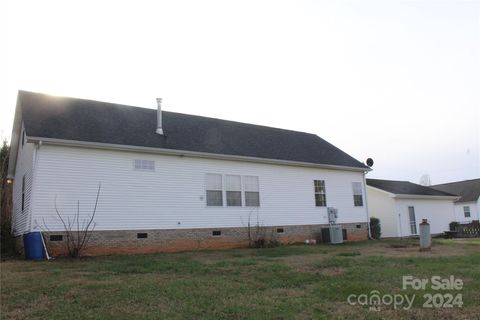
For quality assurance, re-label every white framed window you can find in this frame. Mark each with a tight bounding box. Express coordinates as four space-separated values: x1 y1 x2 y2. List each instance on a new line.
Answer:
206 174 223 206
314 180 326 207
133 159 155 171
352 182 363 207
244 176 260 207
463 206 471 218
226 175 242 206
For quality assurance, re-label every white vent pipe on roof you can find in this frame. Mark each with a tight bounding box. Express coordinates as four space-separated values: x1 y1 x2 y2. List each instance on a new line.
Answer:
156 98 164 135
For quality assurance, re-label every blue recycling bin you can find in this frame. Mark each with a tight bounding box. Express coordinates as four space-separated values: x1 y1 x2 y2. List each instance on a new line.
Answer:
23 232 45 260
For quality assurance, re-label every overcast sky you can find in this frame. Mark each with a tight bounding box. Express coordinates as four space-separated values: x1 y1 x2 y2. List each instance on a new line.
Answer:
0 0 478 184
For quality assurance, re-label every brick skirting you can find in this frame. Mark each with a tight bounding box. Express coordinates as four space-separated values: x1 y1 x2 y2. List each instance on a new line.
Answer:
33 222 368 256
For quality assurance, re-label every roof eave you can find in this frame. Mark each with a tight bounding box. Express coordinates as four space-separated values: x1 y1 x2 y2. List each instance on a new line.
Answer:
393 194 461 200
7 94 24 179
27 136 371 172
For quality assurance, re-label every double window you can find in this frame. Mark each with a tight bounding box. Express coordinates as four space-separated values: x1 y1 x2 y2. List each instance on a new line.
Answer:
463 206 471 218
352 182 364 206
314 180 327 207
206 174 260 207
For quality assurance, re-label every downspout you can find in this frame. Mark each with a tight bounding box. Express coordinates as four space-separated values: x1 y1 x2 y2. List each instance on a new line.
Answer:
362 171 372 239
398 212 403 239
28 140 41 233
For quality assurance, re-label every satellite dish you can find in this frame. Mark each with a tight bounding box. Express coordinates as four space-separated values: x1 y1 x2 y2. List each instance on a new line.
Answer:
366 158 374 167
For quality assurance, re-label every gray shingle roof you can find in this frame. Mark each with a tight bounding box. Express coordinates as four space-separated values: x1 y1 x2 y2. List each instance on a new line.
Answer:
366 179 457 197
431 179 480 203
18 91 368 169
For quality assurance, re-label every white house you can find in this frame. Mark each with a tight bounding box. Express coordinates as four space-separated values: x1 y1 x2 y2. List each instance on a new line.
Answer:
430 179 480 223
366 179 459 238
8 91 371 256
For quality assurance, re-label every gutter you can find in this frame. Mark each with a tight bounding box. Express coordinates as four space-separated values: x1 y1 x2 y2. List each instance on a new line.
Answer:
26 136 371 173
362 172 372 239
393 194 461 201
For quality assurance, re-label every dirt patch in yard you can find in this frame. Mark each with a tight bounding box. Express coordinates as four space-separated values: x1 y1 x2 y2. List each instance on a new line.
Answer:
316 267 347 277
348 239 480 258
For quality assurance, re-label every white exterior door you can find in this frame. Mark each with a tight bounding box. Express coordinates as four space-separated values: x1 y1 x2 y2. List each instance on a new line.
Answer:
408 206 417 235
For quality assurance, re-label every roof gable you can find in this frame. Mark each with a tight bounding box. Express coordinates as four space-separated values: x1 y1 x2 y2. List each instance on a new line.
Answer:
17 91 368 169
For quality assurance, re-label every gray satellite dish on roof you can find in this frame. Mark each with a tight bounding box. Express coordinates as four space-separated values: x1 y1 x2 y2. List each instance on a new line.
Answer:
366 158 374 167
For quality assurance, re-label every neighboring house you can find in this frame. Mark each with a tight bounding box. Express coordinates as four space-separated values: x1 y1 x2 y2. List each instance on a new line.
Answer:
8 91 371 255
366 179 459 238
431 179 480 223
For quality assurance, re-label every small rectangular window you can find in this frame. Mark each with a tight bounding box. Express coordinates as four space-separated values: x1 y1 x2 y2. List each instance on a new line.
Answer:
244 176 260 207
352 182 363 207
314 180 326 207
276 228 284 234
137 233 148 239
212 230 221 236
463 206 471 218
21 175 25 211
206 174 223 206
226 175 242 206
50 235 63 241
133 159 155 171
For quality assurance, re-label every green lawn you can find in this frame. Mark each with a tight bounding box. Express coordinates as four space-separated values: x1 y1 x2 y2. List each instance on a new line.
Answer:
1 239 479 319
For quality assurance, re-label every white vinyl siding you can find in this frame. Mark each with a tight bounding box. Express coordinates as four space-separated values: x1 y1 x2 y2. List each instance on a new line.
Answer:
30 145 369 231
12 123 35 235
206 174 223 206
352 182 363 206
395 199 455 237
365 187 397 237
453 201 478 223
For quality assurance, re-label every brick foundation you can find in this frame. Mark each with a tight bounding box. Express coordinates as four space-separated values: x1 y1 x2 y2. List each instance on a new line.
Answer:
37 222 368 256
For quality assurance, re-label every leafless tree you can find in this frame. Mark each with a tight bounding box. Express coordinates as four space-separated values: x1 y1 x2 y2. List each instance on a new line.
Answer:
41 183 101 257
1 139 15 256
419 174 431 186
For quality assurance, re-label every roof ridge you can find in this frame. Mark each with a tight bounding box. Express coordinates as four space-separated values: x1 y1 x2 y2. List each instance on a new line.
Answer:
18 90 317 136
366 178 411 183
431 178 480 186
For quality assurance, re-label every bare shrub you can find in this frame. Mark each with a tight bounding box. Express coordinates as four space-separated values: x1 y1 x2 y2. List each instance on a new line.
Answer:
246 209 279 248
41 183 101 258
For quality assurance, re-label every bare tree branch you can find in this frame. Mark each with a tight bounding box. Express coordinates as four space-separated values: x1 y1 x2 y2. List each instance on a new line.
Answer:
47 183 101 257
